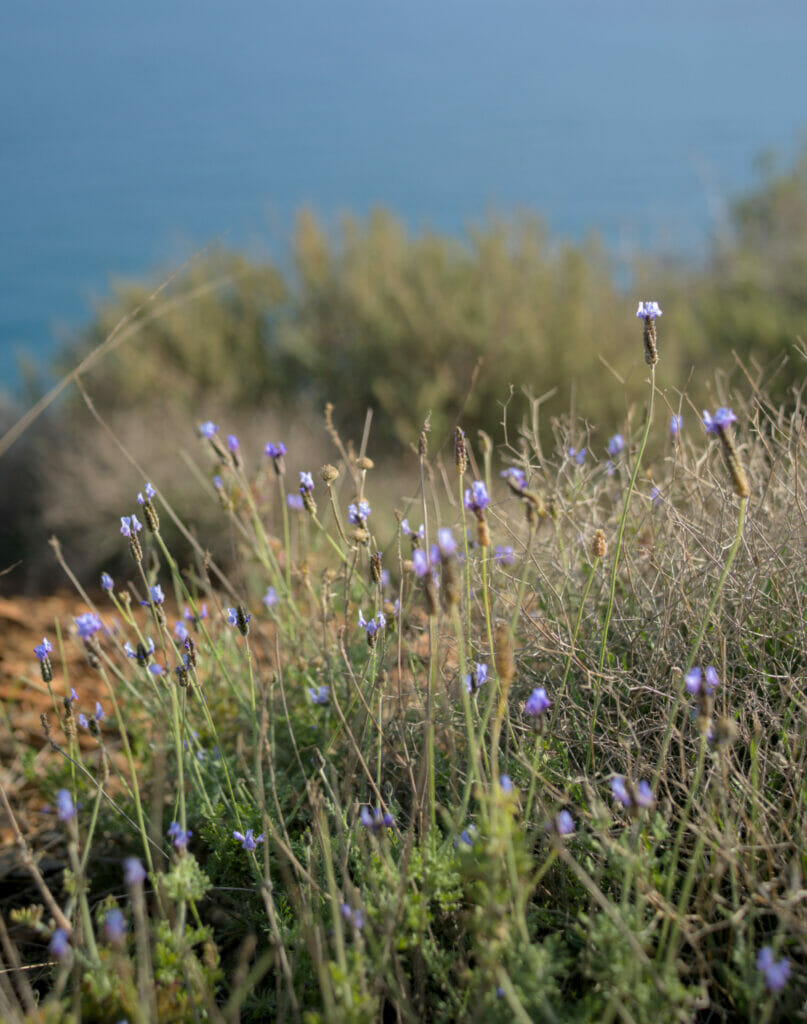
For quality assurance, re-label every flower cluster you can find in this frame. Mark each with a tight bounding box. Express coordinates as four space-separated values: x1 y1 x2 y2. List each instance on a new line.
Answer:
684 666 720 696
168 821 192 850
524 687 550 717
340 903 365 930
227 606 251 636
358 609 386 646
360 806 394 833
464 662 488 695
610 776 654 810
464 480 491 547
756 947 791 993
233 828 265 852
348 500 371 526
308 685 330 705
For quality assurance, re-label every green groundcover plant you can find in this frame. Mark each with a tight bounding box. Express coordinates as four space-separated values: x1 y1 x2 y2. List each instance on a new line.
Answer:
1 303 805 1023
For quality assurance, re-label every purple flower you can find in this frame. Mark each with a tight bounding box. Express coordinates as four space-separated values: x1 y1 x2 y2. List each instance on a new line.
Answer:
610 776 653 809
125 638 155 661
494 545 515 566
568 446 587 466
174 620 189 642
670 414 683 437
49 927 70 960
286 493 304 510
167 822 192 850
120 515 142 538
464 481 490 512
650 485 663 505
401 519 425 539
299 471 314 495
500 467 527 490
70 687 78 702
340 903 365 929
464 662 488 694
227 434 240 453
34 637 53 661
95 701 105 722
756 946 791 993
265 442 286 459
524 687 551 716
137 482 156 505
233 828 265 852
147 585 165 606
103 908 127 944
636 301 662 320
149 663 165 676
607 434 625 456
213 475 223 490
456 824 478 848
360 806 394 832
499 774 514 793
412 548 431 578
685 666 720 696
437 528 457 558
308 685 330 705
199 421 218 438
75 613 103 640
56 789 74 822
227 607 251 632
263 586 279 609
100 572 114 592
124 856 146 886
348 500 371 525
78 713 88 730
702 407 738 434
554 810 575 836
358 609 386 637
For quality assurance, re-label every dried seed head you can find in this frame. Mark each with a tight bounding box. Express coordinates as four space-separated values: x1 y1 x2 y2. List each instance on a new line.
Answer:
441 560 459 610
41 712 51 738
370 551 383 585
642 319 659 366
357 456 374 471
184 636 198 669
476 514 490 548
84 640 101 670
424 579 440 618
714 716 739 748
592 529 607 559
233 605 251 637
494 622 515 685
321 464 340 485
454 427 468 475
718 434 750 498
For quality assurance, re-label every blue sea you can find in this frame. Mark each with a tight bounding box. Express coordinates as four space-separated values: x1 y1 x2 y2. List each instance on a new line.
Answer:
2 0 806 391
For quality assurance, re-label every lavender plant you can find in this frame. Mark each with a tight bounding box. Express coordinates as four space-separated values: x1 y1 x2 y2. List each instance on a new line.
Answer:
0 302 804 1024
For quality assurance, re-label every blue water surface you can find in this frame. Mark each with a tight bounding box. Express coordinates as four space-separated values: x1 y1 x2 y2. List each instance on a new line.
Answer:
1 0 806 390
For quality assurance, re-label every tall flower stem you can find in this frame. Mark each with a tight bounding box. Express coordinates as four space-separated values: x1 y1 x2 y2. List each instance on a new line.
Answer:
653 496 748 781
589 366 655 772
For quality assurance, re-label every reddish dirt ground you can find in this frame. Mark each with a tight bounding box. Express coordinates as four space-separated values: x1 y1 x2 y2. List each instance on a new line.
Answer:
0 593 114 842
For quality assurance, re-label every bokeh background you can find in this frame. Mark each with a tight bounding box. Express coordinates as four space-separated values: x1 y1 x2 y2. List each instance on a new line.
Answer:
2 0 807 588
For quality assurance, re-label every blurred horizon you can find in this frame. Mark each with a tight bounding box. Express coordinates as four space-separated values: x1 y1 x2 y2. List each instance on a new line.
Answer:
2 1 807 391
